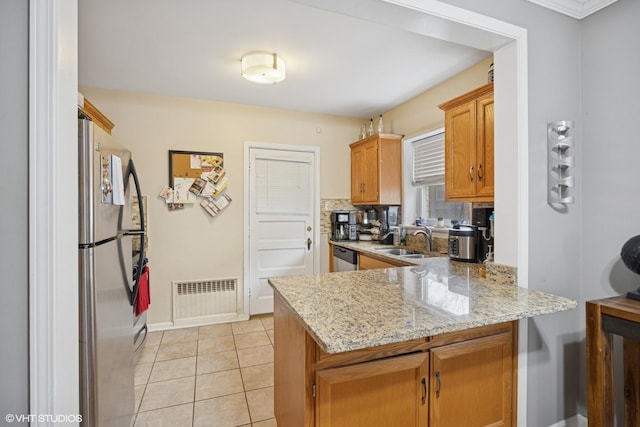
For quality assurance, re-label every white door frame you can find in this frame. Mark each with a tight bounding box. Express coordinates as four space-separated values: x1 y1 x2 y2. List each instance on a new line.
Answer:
42 2 528 425
243 141 321 316
30 0 80 420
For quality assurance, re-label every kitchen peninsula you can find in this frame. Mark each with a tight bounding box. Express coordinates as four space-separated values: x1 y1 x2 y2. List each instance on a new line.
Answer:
268 257 577 427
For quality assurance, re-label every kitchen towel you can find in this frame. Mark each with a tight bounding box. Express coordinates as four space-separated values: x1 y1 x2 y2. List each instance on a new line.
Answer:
135 265 150 316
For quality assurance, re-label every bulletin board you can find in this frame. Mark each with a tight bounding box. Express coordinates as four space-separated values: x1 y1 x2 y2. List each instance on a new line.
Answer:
168 150 224 185
163 150 231 216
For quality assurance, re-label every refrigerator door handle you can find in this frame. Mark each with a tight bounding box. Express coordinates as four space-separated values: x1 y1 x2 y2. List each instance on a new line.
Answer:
134 324 148 353
123 159 146 306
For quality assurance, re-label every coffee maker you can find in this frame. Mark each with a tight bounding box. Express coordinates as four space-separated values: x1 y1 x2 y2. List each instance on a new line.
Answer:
331 210 357 241
471 204 494 263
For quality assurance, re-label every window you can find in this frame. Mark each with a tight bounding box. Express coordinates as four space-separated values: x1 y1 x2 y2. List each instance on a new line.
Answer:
412 131 445 186
411 131 469 225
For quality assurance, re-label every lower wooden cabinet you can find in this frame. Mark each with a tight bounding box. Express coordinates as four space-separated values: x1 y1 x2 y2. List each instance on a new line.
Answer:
430 332 514 427
274 294 517 427
358 254 406 270
316 352 428 427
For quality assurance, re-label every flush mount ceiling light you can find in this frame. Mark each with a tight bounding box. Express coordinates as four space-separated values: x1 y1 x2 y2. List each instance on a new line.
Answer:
241 52 286 84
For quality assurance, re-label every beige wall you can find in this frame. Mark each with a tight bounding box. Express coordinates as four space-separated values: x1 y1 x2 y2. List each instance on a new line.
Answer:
81 87 360 325
386 57 493 226
384 57 493 138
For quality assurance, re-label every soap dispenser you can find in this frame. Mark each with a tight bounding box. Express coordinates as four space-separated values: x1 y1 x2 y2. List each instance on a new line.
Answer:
489 211 495 237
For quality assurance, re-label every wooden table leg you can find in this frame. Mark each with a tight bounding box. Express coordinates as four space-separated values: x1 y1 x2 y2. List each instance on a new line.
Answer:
587 302 615 426
623 337 640 427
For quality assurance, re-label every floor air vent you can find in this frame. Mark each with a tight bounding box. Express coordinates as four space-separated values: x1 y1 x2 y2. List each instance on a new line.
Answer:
172 278 238 327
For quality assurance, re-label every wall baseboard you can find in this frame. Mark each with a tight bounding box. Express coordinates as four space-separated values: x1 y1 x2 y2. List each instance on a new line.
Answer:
548 414 588 427
147 313 251 332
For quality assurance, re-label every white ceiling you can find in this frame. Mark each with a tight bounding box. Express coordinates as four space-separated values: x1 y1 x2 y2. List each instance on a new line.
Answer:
78 0 493 119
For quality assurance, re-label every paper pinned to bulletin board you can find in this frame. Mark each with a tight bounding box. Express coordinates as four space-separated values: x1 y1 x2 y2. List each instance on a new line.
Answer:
168 151 223 203
161 150 232 216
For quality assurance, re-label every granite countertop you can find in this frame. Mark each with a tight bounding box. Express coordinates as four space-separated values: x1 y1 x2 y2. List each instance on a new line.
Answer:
332 239 518 284
268 257 577 354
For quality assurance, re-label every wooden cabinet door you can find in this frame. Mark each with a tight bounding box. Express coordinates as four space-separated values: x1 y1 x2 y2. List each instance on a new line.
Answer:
350 138 379 203
360 139 379 203
429 332 513 427
316 352 428 427
475 93 494 199
350 144 365 203
444 100 477 200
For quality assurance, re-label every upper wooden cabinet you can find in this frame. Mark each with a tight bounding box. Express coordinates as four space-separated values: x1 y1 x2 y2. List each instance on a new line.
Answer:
350 133 403 205
439 83 494 202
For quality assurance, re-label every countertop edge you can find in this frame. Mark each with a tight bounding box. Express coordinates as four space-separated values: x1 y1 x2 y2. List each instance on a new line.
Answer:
270 274 578 354
317 300 578 354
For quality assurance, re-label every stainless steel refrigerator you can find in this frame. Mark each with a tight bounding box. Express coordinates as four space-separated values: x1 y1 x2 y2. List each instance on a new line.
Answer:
78 113 147 426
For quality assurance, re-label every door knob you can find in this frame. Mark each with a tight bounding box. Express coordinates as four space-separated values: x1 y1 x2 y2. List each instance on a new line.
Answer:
307 238 312 250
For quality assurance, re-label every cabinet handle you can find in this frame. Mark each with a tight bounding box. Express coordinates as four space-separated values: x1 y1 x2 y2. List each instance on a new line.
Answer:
478 163 483 181
469 166 474 182
421 377 427 405
435 371 441 398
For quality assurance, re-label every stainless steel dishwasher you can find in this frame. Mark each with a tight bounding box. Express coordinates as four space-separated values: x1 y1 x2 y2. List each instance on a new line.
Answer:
332 246 358 271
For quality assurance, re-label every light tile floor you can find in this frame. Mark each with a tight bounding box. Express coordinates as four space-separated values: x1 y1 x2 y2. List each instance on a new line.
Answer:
133 316 277 427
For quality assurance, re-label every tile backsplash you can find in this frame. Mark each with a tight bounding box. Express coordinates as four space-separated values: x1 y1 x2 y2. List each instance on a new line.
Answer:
319 200 404 234
320 199 356 234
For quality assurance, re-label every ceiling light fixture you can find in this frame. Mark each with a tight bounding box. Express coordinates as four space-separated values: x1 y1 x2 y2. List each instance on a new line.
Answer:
241 52 286 84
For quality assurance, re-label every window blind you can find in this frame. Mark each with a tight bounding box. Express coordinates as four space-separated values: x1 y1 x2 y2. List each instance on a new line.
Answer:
412 132 445 185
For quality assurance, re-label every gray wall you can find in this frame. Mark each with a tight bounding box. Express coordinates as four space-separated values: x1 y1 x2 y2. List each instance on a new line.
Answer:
0 0 30 417
580 0 640 419
442 0 640 424
440 0 584 425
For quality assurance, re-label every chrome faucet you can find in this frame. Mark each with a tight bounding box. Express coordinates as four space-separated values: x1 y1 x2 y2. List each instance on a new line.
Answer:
411 226 432 252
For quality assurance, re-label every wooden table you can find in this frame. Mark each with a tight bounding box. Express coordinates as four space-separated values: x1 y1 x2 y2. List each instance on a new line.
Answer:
586 296 640 426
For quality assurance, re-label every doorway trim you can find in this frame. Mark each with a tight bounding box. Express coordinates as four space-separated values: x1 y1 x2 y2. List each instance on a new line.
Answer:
30 0 79 419
41 0 528 423
243 141 321 316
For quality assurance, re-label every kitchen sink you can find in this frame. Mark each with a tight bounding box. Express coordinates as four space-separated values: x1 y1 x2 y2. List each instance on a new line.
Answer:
398 253 430 259
374 248 421 255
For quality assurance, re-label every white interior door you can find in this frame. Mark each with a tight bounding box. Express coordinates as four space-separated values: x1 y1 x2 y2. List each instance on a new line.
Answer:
247 146 318 314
